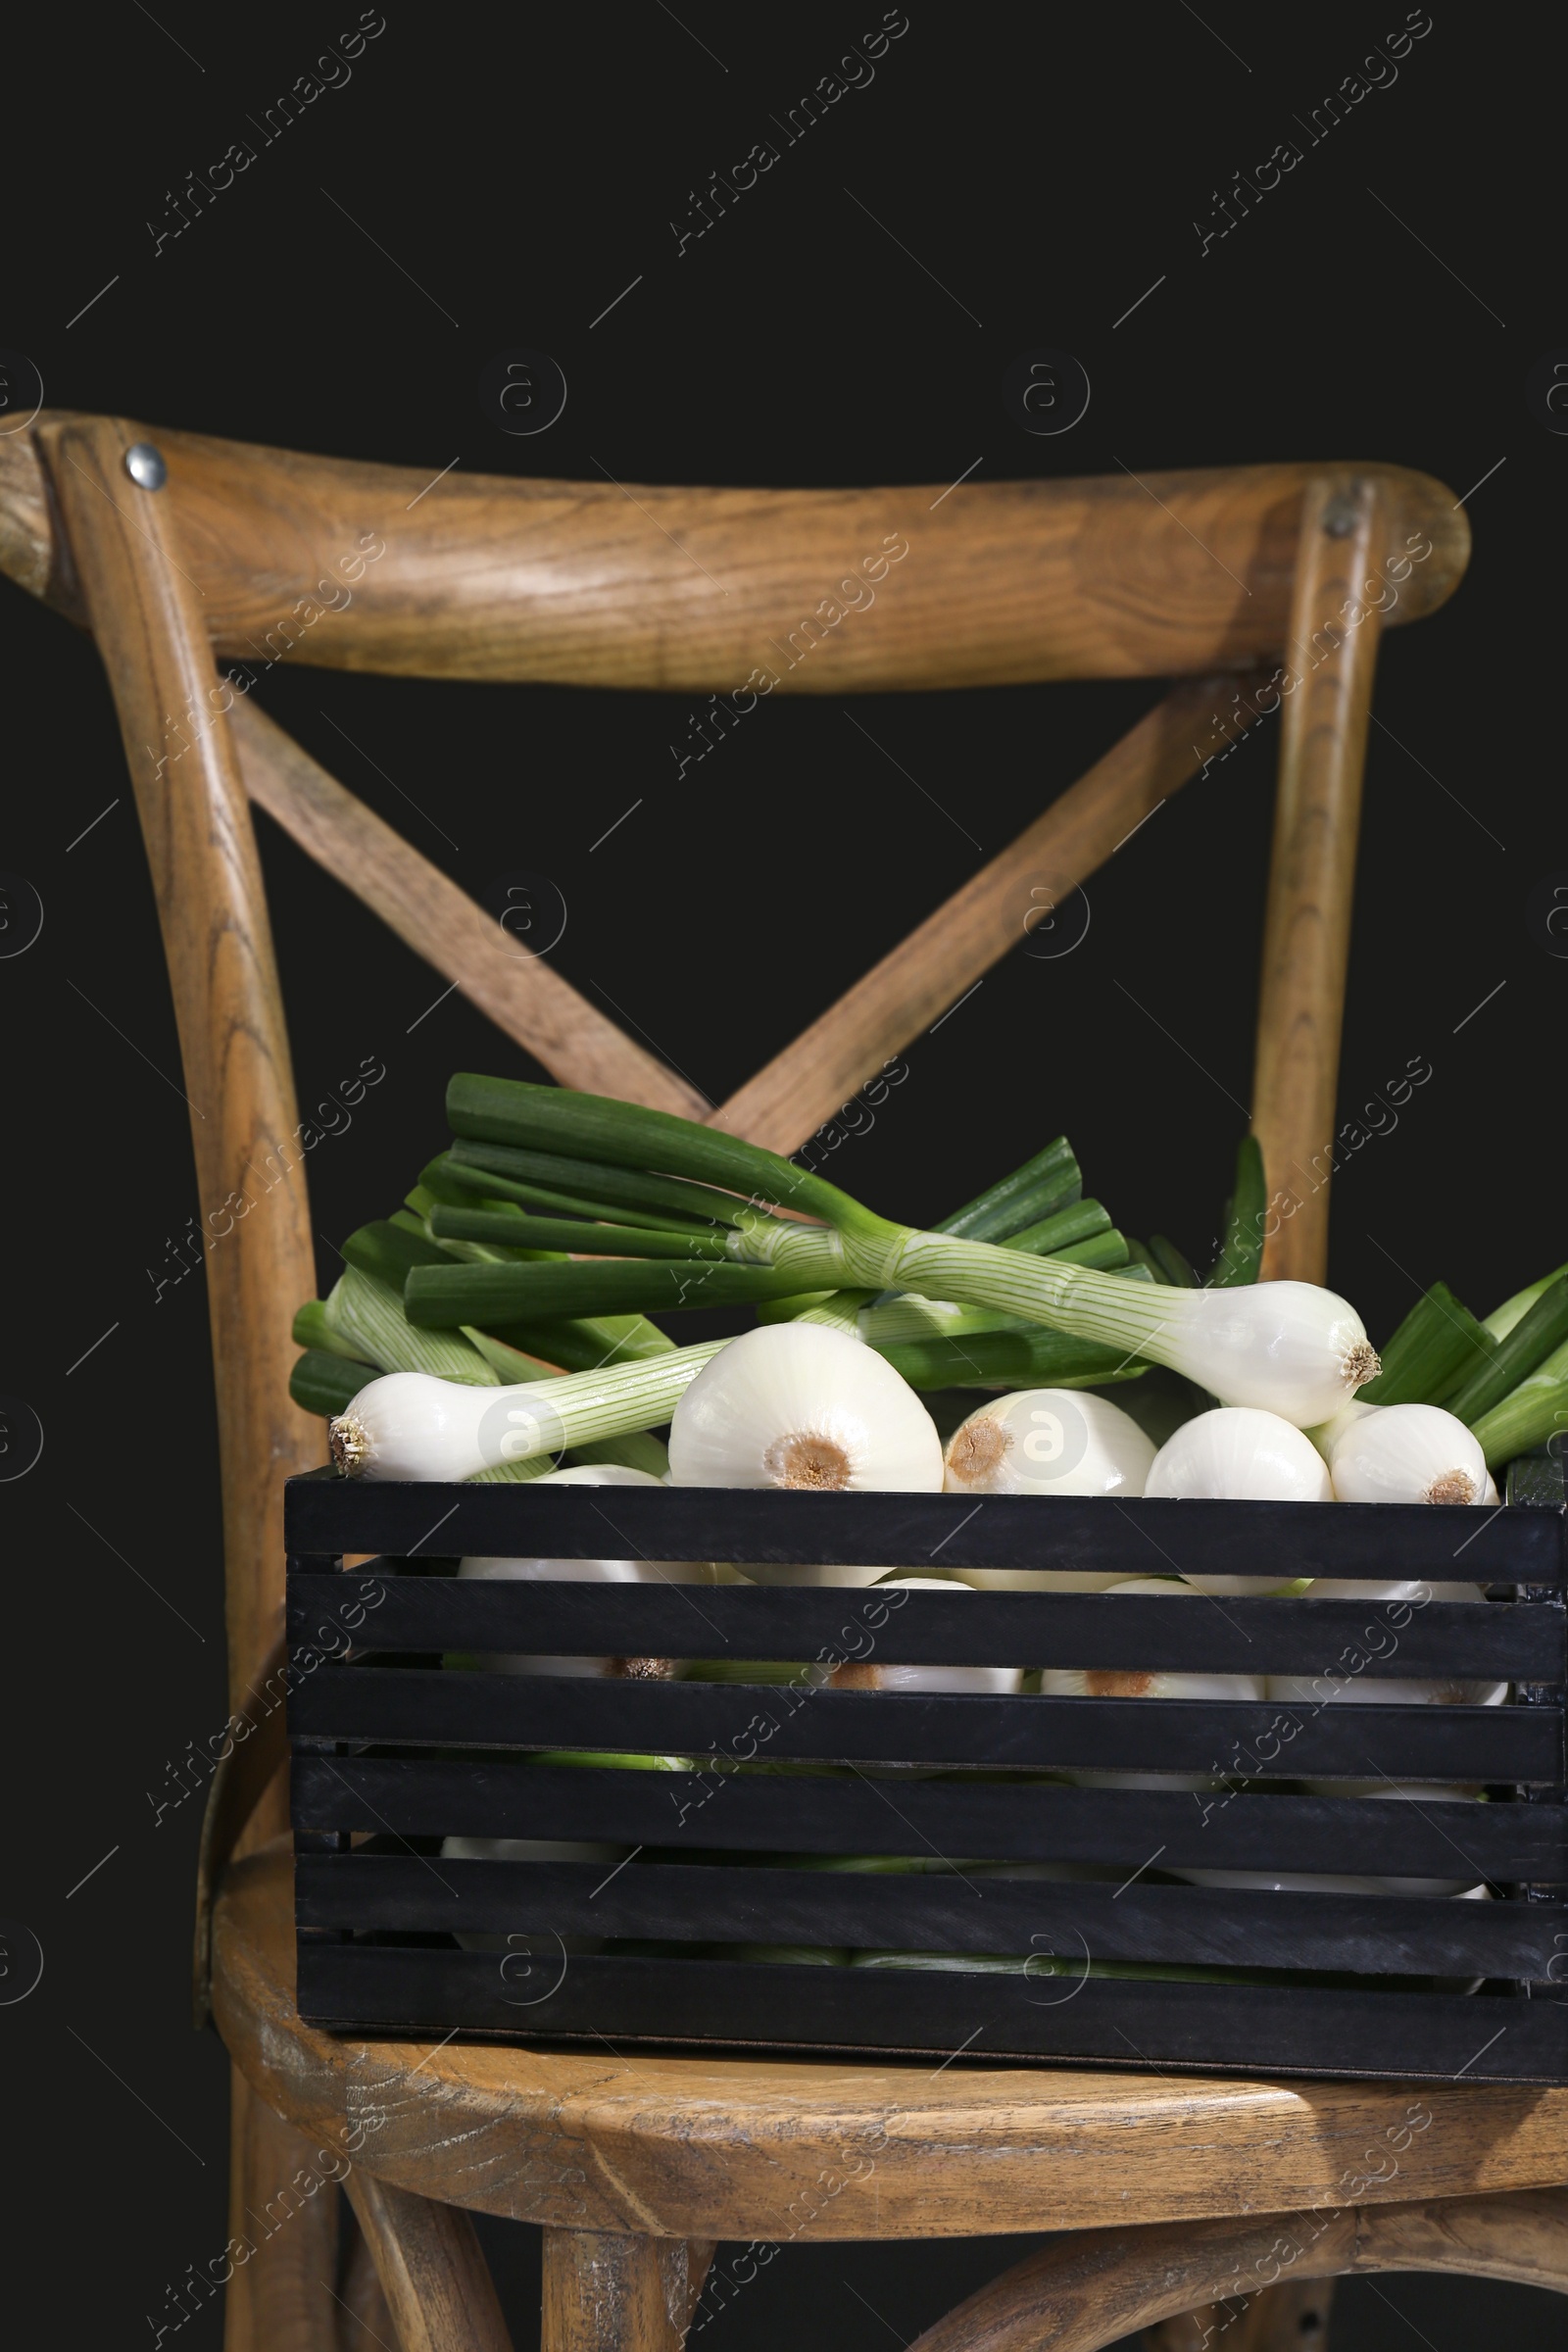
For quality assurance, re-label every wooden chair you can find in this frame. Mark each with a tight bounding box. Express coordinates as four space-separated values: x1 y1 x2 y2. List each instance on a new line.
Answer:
4 413 1564 2352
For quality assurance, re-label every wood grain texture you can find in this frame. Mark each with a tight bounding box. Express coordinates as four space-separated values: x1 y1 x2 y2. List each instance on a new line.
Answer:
1352 2183 1568 2289
1143 2277 1334 2351
906 2187 1568 2352
195 1629 289 2030
2 417 1467 690
344 2169 514 2352
0 414 61 606
45 414 320 1707
711 674 1271 1154
910 2210 1359 2352
542 2230 713 2352
229 695 708 1116
214 1841 1568 2244
1252 475 1390 1283
223 2069 340 2352
337 2219 400 2352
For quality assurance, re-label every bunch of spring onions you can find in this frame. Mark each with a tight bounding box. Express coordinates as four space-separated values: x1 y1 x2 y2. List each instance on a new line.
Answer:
291 1096 1207 1476
304 1082 1395 1484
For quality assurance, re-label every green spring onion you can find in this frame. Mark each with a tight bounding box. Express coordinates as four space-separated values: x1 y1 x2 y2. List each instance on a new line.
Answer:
290 1348 375 1418
872 1326 1148 1392
428 1203 732 1260
479 1314 676 1371
1148 1234 1199 1288
1483 1262 1568 1343
1469 1336 1568 1469
439 1076 1379 1426
932 1138 1081 1242
1205 1135 1266 1287
292 1298 373 1364
1356 1282 1494 1407
1447 1275 1568 1428
446 1137 769 1229
408 1256 813 1325
324 1266 499 1386
429 1152 721 1237
996 1199 1110 1256
342 1219 454 1287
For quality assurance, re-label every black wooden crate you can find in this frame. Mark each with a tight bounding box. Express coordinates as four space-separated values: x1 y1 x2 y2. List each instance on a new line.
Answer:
285 1472 1568 2083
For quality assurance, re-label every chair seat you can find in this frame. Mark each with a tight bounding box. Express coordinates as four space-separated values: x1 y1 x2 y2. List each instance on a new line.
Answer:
215 1838 1568 2241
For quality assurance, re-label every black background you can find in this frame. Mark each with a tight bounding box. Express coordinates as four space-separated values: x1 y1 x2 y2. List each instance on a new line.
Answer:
2 5 1563 2346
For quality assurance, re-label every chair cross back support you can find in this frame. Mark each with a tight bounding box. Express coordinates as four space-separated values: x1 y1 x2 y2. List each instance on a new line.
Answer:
11 414 1547 2352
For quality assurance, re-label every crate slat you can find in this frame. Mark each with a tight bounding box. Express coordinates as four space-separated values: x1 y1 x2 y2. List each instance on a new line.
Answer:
291 1756 1568 1878
293 1945 1568 2083
283 1478 1566 1584
286 1574 1565 1679
291 1665 1563 1780
295 1853 1563 1978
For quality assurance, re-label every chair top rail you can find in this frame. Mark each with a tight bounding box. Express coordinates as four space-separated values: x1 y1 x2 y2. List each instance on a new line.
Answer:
2 417 1467 690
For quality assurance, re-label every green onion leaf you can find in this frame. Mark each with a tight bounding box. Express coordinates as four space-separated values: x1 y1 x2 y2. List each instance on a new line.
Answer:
1148 1234 1199 1288
1205 1135 1266 1287
292 1298 374 1363
870 1326 1149 1391
999 1199 1110 1257
1448 1276 1568 1428
932 1139 1081 1243
1483 1261 1568 1343
406 1256 812 1327
446 1074 893 1237
341 1218 453 1288
289 1348 375 1418
1469 1337 1568 1470
325 1266 499 1384
1357 1282 1493 1406
429 1152 721 1235
429 1203 731 1260
447 1140 774 1231
481 1314 676 1372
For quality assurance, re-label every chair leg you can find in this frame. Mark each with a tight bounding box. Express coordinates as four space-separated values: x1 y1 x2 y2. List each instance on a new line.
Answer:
343 2168 514 2352
541 2230 714 2352
1143 2276 1336 2350
222 2067 340 2352
338 2197 400 2350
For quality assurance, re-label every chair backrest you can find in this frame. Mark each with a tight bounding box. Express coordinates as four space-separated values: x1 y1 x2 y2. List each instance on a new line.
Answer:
0 414 1468 1708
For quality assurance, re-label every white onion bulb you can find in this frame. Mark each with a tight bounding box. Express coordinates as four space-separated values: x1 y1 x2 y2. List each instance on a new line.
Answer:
1144 1406 1330 1592
943 1390 1156 1497
1305 1397 1379 1462
1327 1402 1491 1506
833 1574 1022 1693
331 1369 505 1482
1040 1577 1265 1790
667 1323 943 1491
945 1389 1155 1592
1147 1407 1333 1502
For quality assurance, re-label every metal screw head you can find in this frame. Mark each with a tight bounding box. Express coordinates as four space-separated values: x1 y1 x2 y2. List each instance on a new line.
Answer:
123 441 168 491
1320 489 1362 538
